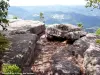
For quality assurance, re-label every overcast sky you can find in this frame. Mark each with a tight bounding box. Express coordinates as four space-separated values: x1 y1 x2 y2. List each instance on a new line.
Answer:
9 0 87 6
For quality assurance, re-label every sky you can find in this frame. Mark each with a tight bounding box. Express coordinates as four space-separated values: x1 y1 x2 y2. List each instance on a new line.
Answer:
9 0 87 6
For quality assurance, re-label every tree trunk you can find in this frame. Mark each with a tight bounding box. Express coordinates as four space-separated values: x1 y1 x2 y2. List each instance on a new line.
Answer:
0 60 3 74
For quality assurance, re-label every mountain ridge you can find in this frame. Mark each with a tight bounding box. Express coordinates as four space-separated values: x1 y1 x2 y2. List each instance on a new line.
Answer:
8 6 100 28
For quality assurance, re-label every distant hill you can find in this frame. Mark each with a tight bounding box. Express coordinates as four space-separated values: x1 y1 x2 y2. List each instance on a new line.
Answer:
8 6 31 19
8 5 100 28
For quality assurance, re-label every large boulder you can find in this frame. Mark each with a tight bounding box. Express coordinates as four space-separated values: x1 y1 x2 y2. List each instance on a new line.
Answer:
51 33 100 75
84 44 100 75
72 33 100 75
2 32 38 67
52 46 81 75
46 24 87 41
82 34 100 75
52 60 81 75
73 33 100 57
7 20 45 35
0 20 45 73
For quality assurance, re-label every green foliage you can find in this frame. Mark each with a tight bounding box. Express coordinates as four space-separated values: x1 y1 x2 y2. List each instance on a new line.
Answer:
40 12 43 18
96 39 100 44
0 0 9 30
77 23 83 28
0 33 9 52
40 12 45 23
95 28 100 35
85 0 100 9
2 64 21 75
13 16 18 19
0 0 10 53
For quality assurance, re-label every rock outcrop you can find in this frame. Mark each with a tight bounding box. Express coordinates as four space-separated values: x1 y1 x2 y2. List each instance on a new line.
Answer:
1 20 45 73
1 21 100 75
7 20 45 35
52 46 81 75
82 34 100 75
3 32 38 67
46 23 100 75
51 33 100 75
65 33 100 75
46 24 87 41
73 33 100 57
84 44 100 75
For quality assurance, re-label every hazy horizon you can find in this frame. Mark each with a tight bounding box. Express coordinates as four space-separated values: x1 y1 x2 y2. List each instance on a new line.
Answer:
9 0 86 6
9 5 86 7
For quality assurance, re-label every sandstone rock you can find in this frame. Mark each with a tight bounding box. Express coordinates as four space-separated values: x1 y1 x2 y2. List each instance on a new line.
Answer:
71 33 100 57
62 33 100 75
72 33 100 75
52 60 81 75
55 24 81 31
51 33 100 75
7 20 45 35
65 31 87 40
46 24 87 41
52 45 76 62
0 20 45 73
51 46 81 75
2 32 38 67
84 44 100 75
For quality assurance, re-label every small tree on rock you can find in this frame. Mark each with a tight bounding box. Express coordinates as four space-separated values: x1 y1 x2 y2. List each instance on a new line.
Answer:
13 16 18 19
40 12 45 23
95 28 100 35
77 23 83 28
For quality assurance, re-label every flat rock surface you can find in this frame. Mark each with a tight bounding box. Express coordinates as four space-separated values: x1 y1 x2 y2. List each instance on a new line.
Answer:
0 20 45 35
8 20 44 30
31 35 83 75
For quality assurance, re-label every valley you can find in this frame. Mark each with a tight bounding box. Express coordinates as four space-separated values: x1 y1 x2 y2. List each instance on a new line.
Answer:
8 5 100 28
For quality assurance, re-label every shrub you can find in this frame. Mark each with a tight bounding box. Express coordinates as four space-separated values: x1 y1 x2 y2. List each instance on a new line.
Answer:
13 16 18 19
0 33 10 52
96 39 100 44
77 23 83 28
95 28 100 35
40 12 45 23
2 64 21 75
